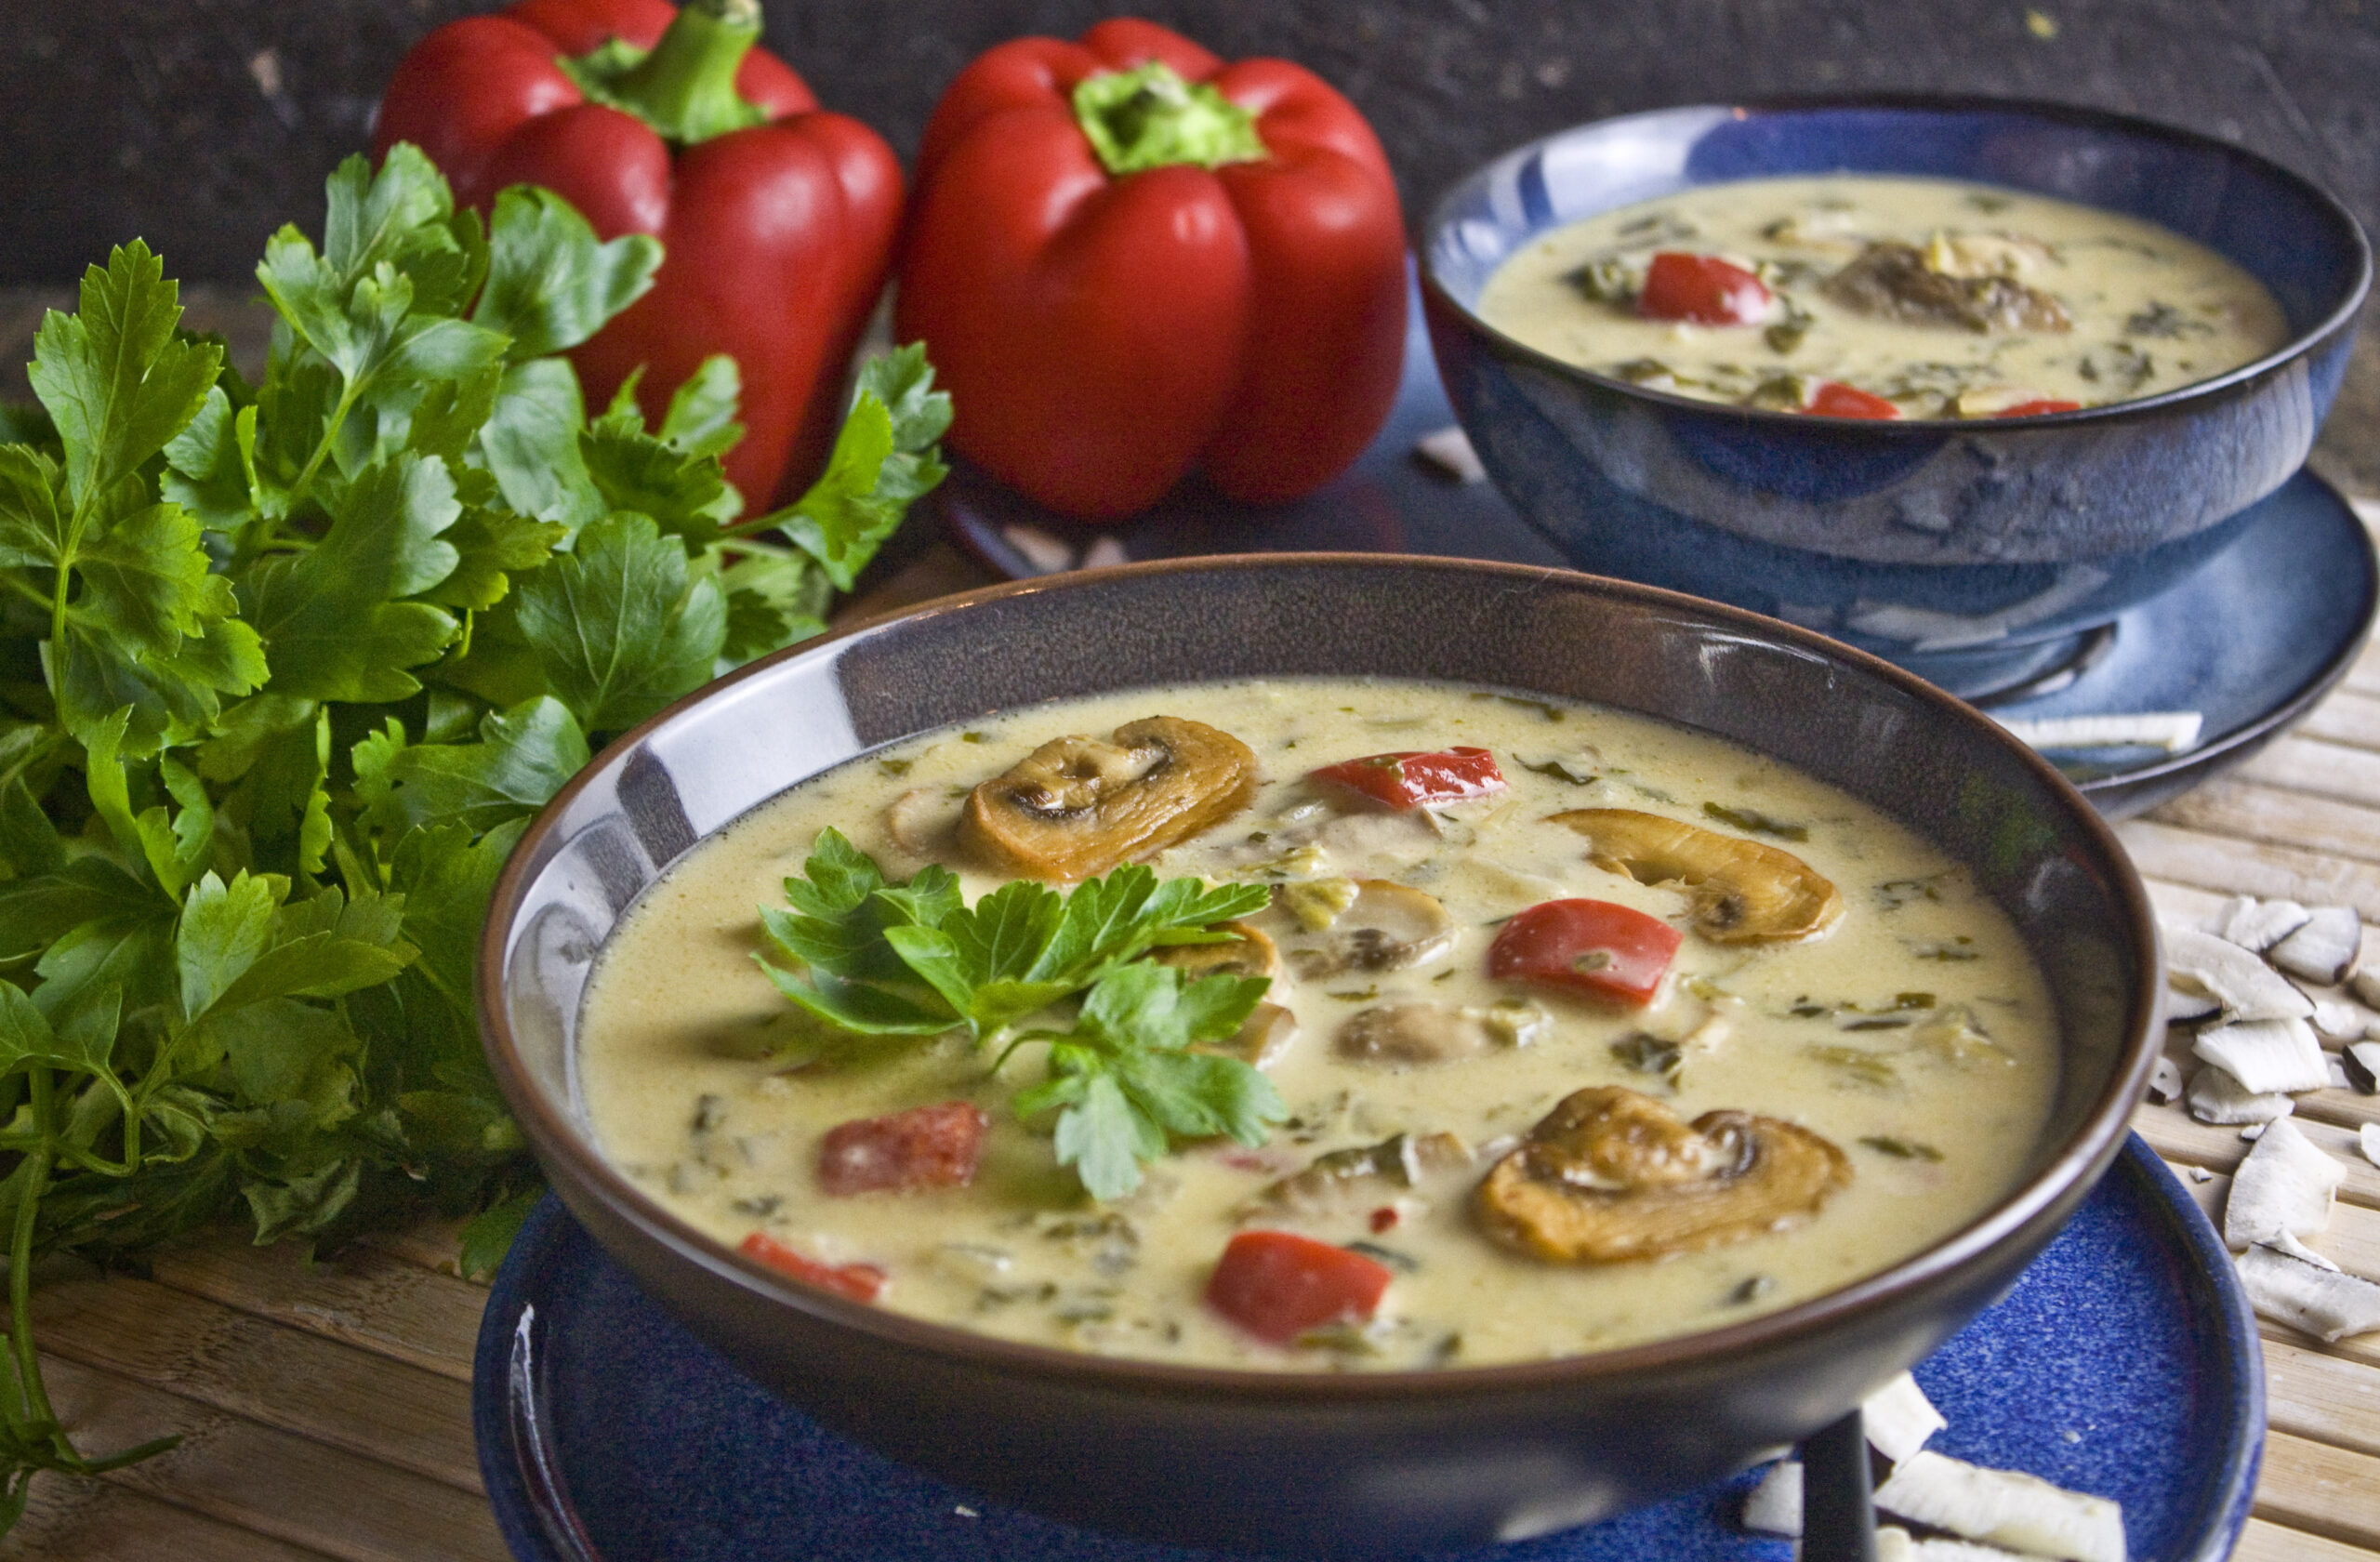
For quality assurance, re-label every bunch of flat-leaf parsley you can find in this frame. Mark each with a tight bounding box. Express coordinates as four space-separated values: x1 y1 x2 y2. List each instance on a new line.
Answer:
0 145 947 1527
756 829 1287 1199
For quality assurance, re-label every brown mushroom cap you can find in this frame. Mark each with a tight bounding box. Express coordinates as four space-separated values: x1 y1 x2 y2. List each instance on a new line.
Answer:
1549 808 1843 944
1254 1131 1474 1217
959 716 1259 880
1475 1086 1852 1263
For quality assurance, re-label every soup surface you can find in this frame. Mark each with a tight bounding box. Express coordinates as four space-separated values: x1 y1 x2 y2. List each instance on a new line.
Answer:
578 681 2060 1370
1476 174 2288 417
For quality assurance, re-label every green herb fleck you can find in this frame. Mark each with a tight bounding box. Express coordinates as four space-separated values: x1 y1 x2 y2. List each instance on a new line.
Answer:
1859 1135 1945 1161
1702 801 1809 841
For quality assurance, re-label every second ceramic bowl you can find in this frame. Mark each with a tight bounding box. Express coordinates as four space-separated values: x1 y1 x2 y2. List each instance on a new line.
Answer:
1422 97 2370 697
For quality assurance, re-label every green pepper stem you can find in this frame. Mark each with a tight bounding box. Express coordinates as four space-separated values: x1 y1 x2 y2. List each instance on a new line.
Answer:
1072 62 1267 178
593 0 766 144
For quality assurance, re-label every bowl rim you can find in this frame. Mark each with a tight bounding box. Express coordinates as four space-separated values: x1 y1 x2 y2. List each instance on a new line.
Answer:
1419 90 2374 430
477 550 2163 1402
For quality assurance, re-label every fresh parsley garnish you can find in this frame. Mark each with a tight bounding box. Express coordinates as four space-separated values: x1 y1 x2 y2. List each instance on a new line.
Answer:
755 830 1283 1198
0 144 947 1527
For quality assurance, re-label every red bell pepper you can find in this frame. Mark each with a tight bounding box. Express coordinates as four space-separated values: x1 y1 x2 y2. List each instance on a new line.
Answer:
1487 898 1682 1006
738 1231 886 1302
1308 747 1508 811
1206 1230 1394 1344
1992 398 2082 417
374 0 902 509
1802 380 1902 420
894 19 1408 520
1637 252 1772 325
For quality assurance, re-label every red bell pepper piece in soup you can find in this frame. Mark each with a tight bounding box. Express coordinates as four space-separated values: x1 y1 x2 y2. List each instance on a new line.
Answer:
1487 898 1682 1006
739 1232 886 1302
894 19 1408 519
1309 747 1508 811
374 0 903 509
1207 1230 1395 1344
1636 252 1772 325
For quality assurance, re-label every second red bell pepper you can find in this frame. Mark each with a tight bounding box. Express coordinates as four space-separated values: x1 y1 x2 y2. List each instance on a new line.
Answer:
374 0 902 509
894 19 1409 520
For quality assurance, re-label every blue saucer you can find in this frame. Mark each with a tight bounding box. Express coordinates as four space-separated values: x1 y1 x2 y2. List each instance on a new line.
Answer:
933 276 2376 821
475 1136 2260 1562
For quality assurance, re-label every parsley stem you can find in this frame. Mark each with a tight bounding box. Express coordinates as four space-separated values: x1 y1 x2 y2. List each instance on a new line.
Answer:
284 379 364 520
7 1068 57 1434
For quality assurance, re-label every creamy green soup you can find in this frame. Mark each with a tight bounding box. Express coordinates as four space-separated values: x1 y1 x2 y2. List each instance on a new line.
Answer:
1477 174 2288 417
576 680 2060 1370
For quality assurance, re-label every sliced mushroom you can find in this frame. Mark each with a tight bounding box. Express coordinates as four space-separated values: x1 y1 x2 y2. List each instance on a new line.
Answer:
958 715 1258 880
1287 880 1457 977
1153 920 1281 983
1251 1131 1474 1217
1337 1003 1497 1065
1821 241 2071 334
1474 1086 1852 1263
881 787 960 874
1549 808 1842 944
1196 1000 1299 1069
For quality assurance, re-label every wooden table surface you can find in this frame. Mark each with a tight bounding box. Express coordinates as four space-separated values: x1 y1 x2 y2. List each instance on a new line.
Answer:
0 530 2368 1562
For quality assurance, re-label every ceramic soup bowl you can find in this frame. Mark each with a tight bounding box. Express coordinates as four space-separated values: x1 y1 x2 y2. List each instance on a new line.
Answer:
479 555 2161 1557
1422 97 2369 698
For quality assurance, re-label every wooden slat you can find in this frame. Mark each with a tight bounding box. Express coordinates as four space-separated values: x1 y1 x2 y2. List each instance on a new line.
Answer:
2298 687 2380 750
145 1233 483 1383
2253 1428 2380 1552
2235 734 2380 808
2116 818 2380 917
28 1270 482 1491
9 1475 340 1562
2232 1516 2380 1562
2265 1335 2380 1457
36 1355 509 1562
2148 778 2380 867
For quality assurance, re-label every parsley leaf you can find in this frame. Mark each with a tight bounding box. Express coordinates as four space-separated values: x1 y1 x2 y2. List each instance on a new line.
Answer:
511 511 728 734
1010 961 1281 1199
756 346 951 590
471 186 662 362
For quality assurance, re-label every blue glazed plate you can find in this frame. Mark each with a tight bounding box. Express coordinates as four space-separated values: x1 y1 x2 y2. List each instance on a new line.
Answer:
932 276 2377 821
476 1135 2259 1562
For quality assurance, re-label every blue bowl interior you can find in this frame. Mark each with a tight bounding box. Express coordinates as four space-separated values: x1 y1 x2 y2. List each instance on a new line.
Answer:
1428 101 2364 344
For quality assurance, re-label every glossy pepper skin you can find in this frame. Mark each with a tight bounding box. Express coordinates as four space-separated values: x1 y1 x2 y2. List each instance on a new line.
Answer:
895 19 1408 520
374 0 902 509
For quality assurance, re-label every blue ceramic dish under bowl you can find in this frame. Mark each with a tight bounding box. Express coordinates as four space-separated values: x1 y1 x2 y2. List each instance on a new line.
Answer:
478 555 2162 1559
1422 97 2371 698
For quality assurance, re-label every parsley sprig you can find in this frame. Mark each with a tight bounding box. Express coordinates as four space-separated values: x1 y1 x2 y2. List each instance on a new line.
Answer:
756 830 1285 1198
0 145 946 1527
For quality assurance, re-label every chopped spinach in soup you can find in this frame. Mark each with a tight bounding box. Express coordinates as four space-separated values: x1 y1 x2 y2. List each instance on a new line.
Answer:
1475 175 2289 418
576 681 2059 1370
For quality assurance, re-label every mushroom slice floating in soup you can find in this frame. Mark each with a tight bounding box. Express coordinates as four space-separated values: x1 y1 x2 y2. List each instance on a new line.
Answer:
1475 1086 1853 1264
1820 240 2072 335
1253 1131 1474 1218
1551 808 1843 944
1284 880 1458 977
959 715 1259 880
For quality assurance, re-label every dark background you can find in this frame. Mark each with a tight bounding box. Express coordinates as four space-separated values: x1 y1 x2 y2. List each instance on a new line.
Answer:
6 0 2380 285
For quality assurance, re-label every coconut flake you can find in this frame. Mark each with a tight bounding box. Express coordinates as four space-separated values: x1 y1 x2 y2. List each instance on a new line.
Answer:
2162 925 2315 1021
2345 1040 2380 1094
1413 426 1487 483
2310 999 2367 1043
1000 524 1074 575
2268 1231 2342 1272
2272 905 2362 986
2352 967 2380 1011
2186 1065 2294 1125
2236 1242 2380 1342
2162 985 2222 1026
1740 1458 1801 1534
2240 1123 2268 1141
1078 536 1130 570
2219 897 2311 952
2191 1018 2328 1095
2145 1055 2184 1105
2223 1117 2345 1250
1863 1371 1948 1463
2360 1122 2380 1170
1907 1539 2036 1561
1871 1450 2125 1562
